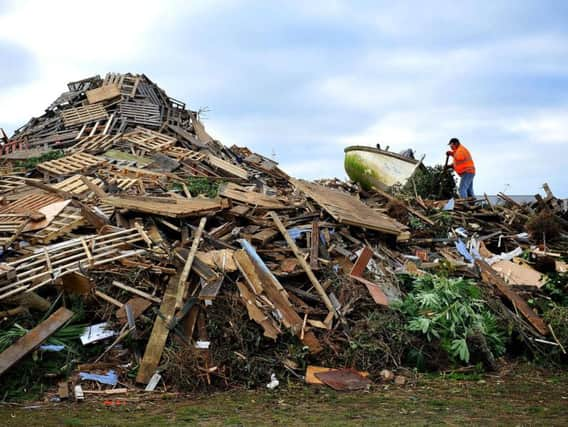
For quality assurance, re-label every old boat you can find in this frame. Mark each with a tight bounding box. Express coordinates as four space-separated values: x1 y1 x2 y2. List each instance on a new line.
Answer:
344 145 423 190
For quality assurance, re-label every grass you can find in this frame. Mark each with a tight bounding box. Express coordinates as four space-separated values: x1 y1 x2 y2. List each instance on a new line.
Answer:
1 364 567 426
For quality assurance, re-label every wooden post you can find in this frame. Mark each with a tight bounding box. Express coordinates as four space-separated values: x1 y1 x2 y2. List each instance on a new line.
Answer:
175 217 207 309
269 211 335 315
136 273 179 384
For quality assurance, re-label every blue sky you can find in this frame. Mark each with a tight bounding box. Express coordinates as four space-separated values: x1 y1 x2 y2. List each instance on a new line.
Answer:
1 0 566 196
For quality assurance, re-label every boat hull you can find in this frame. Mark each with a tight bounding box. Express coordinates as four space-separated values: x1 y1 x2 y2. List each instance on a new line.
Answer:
344 146 420 190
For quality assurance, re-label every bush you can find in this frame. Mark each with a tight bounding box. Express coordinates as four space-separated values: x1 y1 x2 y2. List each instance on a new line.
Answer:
395 275 506 365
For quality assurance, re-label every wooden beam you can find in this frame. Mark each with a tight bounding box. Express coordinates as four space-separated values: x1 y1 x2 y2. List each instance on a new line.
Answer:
175 217 206 309
0 307 73 376
136 273 179 384
476 259 548 336
269 211 335 315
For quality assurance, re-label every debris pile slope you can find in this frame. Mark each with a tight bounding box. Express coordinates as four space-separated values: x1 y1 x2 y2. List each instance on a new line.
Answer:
0 73 566 400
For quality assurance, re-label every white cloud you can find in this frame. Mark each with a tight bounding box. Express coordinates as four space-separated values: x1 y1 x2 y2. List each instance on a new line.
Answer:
0 0 566 196
508 111 568 144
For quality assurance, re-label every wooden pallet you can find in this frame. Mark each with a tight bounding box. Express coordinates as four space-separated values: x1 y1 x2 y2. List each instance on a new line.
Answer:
122 127 176 152
119 100 162 127
103 73 141 97
31 205 86 245
37 153 106 177
70 134 123 154
0 215 29 248
0 227 148 300
60 104 109 127
164 146 206 162
99 166 169 191
0 193 63 214
51 175 104 196
0 176 34 195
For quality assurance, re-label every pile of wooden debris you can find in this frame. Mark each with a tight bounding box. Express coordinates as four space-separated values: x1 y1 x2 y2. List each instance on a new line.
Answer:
0 73 566 400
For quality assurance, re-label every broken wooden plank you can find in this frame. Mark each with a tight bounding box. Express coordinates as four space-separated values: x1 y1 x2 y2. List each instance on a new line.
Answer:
291 179 407 236
206 154 248 179
102 195 228 218
235 240 322 353
269 211 335 316
476 259 548 335
0 307 73 376
219 182 287 209
176 217 206 309
136 273 179 384
349 246 389 305
235 280 280 339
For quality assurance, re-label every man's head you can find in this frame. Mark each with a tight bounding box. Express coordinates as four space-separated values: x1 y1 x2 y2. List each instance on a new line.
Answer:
448 137 460 150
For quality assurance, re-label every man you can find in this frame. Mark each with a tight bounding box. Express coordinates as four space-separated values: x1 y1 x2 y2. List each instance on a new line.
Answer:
446 138 475 199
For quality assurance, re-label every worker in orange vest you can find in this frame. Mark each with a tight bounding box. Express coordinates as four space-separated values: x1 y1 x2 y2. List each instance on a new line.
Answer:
446 138 475 199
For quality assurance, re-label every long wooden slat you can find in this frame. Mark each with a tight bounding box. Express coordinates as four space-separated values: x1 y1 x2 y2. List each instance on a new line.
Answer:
175 217 206 309
0 307 74 376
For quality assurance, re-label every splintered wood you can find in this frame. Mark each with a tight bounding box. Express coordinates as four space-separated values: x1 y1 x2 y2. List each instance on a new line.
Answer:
291 179 407 236
234 241 322 353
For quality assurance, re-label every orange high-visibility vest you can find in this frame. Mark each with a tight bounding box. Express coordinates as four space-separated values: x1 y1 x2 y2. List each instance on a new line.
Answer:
451 144 475 175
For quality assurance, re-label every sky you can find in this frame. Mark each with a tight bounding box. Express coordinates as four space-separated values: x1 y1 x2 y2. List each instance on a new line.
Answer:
0 0 567 196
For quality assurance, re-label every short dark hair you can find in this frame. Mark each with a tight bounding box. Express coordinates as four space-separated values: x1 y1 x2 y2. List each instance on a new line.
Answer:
449 138 460 145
